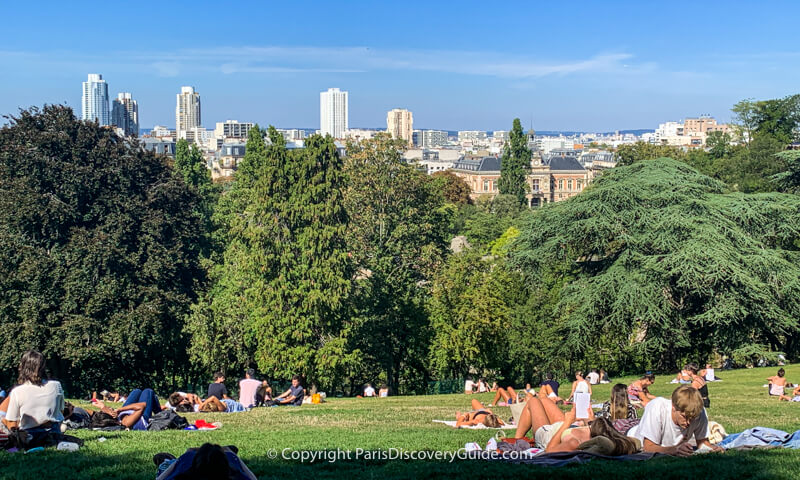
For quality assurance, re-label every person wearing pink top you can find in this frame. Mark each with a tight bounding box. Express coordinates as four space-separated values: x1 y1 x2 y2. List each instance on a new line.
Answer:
238 369 261 409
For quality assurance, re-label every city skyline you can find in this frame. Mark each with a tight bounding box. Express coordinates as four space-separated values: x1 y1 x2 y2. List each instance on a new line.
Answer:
3 1 800 131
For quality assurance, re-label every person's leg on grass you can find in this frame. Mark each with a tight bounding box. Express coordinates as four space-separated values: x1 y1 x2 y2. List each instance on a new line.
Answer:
491 389 503 406
507 387 518 404
470 399 484 411
539 393 565 424
141 388 161 419
123 389 143 407
514 396 551 438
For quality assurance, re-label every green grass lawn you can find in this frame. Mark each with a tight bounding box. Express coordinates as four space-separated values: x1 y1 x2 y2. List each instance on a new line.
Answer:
3 366 800 479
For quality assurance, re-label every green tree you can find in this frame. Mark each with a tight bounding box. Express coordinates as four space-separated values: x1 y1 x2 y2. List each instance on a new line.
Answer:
706 131 733 159
775 150 800 194
428 249 525 378
753 94 800 144
344 134 450 393
511 158 800 370
0 105 205 392
187 127 353 387
615 142 686 166
498 118 531 205
431 170 472 205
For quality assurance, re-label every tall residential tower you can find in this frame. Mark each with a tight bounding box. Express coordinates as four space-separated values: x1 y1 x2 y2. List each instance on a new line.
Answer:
176 86 201 138
320 88 348 138
111 93 139 137
81 74 110 126
386 108 414 146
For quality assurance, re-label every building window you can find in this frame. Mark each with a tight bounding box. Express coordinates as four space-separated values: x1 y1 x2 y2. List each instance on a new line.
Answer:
568 179 573 190
577 180 582 190
532 179 539 192
483 180 490 192
558 179 564 190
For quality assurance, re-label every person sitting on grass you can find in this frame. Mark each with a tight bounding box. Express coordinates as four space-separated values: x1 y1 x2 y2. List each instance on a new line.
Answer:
0 350 64 442
524 383 535 394
454 399 505 428
274 375 305 406
477 378 489 393
488 385 518 406
597 384 638 421
378 384 390 397
627 385 723 456
586 369 600 385
767 368 791 400
674 368 692 384
490 381 499 392
238 369 261 409
464 377 476 394
207 372 229 401
685 362 710 407
154 443 257 480
627 373 656 406
599 368 610 384
363 383 376 397
791 384 800 402
567 371 592 402
255 380 273 407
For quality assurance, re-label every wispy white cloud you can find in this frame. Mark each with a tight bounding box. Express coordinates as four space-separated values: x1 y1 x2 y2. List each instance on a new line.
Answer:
0 46 646 80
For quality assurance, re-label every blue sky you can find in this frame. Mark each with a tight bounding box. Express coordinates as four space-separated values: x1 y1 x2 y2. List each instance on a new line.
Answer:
2 1 799 131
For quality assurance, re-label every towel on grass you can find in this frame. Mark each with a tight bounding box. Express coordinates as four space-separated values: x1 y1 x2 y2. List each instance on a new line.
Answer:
433 420 514 429
490 450 661 466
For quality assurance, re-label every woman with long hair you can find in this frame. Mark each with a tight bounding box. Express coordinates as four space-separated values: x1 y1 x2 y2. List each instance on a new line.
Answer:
0 350 64 437
454 399 505 428
627 373 656 406
597 384 638 421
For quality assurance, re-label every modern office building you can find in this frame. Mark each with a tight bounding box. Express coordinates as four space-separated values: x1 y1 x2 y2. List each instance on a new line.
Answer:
111 92 139 137
82 74 110 126
386 108 414 146
320 88 348 138
420 130 449 148
176 86 201 138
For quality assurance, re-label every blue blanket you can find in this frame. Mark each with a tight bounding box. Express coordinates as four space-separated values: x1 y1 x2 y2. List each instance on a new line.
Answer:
719 427 800 449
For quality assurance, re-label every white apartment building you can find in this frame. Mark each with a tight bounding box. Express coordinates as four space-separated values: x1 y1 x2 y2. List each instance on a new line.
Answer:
320 88 349 138
277 129 306 141
419 130 449 148
82 74 110 126
457 130 488 144
214 120 254 140
344 129 377 141
493 130 509 142
536 136 568 154
386 108 414 146
150 125 174 139
176 86 201 138
655 121 684 139
111 92 138 137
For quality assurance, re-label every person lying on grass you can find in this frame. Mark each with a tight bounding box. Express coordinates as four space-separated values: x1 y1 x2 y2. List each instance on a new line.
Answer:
767 368 792 401
541 406 641 455
166 392 204 413
198 396 246 413
627 385 723 456
539 373 563 403
455 399 505 428
91 399 149 429
513 392 596 451
488 386 518 406
627 373 656 406
567 371 592 402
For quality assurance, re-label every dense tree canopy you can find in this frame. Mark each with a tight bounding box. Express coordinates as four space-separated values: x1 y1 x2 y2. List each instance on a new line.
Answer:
512 158 800 371
0 106 205 392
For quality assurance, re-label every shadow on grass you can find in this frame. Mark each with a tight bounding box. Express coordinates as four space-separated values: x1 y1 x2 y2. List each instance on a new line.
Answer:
2 445 800 479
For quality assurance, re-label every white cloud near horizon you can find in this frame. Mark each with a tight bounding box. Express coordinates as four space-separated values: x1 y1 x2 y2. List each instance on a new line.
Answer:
0 46 644 80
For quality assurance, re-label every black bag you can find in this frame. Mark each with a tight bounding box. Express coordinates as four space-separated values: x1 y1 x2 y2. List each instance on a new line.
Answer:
89 411 121 429
148 409 189 431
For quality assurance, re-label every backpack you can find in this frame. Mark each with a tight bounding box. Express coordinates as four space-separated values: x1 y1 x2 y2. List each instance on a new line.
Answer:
148 409 189 431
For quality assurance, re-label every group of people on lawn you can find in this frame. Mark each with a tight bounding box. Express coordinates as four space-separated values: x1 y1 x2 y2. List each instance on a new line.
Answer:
454 364 745 457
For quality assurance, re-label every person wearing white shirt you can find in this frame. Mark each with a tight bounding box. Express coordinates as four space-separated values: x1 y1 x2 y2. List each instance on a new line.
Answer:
0 350 64 434
627 385 722 456
363 383 376 397
464 378 476 394
586 369 600 385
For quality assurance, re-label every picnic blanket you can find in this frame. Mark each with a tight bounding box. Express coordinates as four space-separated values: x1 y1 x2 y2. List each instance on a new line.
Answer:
490 449 661 466
433 420 515 429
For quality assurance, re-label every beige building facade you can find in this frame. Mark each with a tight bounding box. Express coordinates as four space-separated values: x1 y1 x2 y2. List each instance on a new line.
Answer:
386 108 414 146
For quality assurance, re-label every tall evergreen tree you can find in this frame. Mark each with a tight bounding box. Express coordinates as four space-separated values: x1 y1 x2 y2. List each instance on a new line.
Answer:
174 138 219 258
498 118 531 206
